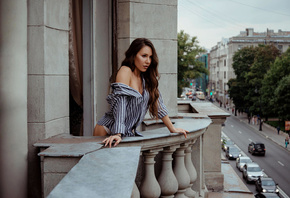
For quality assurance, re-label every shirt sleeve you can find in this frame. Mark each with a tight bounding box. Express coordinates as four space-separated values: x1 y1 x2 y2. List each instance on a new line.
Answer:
157 91 169 119
111 95 128 136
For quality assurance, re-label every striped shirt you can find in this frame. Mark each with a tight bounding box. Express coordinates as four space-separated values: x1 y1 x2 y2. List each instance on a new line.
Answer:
97 77 168 137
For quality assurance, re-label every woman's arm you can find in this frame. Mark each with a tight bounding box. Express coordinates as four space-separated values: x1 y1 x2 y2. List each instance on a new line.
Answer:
161 115 188 138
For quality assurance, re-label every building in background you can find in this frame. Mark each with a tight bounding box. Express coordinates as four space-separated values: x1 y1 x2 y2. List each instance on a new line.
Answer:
196 53 209 95
209 28 290 107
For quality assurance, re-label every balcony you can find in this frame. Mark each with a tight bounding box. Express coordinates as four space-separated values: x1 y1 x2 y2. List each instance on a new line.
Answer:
34 101 230 198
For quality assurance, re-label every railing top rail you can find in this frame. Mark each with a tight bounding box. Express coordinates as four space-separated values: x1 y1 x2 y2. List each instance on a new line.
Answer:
35 118 211 157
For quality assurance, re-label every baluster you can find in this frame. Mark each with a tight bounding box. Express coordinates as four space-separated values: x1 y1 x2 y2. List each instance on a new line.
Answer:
140 150 161 198
158 146 179 198
185 140 198 198
173 143 190 198
131 182 140 198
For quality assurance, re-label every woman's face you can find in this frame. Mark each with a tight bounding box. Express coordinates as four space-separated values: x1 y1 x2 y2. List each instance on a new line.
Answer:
134 45 152 73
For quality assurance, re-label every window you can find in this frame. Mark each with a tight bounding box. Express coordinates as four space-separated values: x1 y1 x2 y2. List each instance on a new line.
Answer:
224 59 226 66
278 45 283 51
217 61 219 67
224 71 226 79
217 71 219 79
238 45 243 50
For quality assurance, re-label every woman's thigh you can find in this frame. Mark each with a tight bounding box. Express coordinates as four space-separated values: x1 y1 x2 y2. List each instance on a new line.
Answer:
93 124 108 136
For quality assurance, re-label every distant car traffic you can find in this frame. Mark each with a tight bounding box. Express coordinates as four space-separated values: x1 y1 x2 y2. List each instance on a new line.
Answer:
196 91 205 100
254 192 280 198
222 139 235 151
255 177 279 195
242 162 264 183
236 156 252 171
248 142 266 156
191 95 196 101
226 145 241 160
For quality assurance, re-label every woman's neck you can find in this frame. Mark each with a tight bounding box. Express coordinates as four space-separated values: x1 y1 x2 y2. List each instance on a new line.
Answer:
133 68 141 78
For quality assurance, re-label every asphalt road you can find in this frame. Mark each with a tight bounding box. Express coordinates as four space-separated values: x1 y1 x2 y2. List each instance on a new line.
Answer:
222 115 290 198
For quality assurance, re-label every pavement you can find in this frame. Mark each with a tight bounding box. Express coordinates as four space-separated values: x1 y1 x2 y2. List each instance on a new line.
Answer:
208 102 289 198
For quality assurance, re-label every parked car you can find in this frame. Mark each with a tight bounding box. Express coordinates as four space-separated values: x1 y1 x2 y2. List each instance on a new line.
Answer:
248 142 266 156
226 145 241 160
255 177 279 194
236 156 252 171
255 193 280 198
242 162 264 183
222 139 235 151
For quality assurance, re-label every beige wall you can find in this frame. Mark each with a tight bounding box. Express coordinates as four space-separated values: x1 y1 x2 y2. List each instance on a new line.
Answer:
27 0 70 196
0 0 28 197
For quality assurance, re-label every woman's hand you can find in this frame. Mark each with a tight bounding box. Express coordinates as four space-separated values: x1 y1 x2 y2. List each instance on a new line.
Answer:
170 127 189 138
102 134 122 148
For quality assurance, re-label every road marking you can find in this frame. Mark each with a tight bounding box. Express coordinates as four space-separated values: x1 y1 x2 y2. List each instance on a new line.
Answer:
222 132 290 198
278 186 289 198
238 131 242 134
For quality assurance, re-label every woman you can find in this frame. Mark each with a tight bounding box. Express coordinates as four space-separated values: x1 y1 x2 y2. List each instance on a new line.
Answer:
94 38 188 147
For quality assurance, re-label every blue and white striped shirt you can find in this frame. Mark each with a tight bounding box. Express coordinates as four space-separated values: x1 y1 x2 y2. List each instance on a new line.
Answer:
97 78 168 137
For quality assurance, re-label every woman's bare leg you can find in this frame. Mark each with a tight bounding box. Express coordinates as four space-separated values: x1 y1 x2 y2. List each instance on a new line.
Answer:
93 124 108 136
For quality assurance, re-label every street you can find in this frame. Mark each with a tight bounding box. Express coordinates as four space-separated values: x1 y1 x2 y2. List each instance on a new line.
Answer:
222 115 290 198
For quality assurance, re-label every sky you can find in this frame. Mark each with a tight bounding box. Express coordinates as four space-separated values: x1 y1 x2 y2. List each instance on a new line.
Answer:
178 0 290 51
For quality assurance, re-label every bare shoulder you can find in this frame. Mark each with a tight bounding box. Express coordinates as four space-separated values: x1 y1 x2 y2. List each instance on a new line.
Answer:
116 66 132 85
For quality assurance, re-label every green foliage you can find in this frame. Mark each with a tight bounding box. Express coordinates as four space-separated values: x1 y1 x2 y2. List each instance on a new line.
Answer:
261 48 290 120
229 44 281 116
273 75 290 120
228 46 256 112
177 30 208 96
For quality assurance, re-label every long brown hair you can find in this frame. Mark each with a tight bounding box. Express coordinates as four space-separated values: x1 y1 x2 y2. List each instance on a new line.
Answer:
120 38 160 119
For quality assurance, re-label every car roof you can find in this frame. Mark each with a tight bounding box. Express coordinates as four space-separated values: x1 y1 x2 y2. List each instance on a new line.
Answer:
246 162 259 167
252 141 264 144
239 156 251 159
260 177 274 181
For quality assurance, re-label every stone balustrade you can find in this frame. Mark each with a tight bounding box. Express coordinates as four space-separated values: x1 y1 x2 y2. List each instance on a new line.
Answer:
35 118 211 198
34 101 229 198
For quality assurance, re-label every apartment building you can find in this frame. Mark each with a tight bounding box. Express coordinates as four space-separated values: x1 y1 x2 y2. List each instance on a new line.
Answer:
209 28 290 107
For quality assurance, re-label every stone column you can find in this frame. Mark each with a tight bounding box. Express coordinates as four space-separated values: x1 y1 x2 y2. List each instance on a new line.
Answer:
185 140 198 198
158 146 179 198
140 150 161 198
0 1 28 198
27 1 70 196
173 143 190 198
191 136 203 197
203 117 226 191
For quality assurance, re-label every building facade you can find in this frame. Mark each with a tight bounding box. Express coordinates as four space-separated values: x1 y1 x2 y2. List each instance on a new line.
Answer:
209 28 290 107
196 54 209 94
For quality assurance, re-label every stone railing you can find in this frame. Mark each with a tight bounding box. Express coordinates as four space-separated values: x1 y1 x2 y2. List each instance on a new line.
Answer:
35 118 211 198
34 101 229 198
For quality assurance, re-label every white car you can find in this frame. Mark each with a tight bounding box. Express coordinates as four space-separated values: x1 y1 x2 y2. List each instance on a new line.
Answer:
236 156 252 171
242 162 264 183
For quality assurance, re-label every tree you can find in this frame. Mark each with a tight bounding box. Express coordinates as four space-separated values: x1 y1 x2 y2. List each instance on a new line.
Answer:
274 75 290 121
229 44 280 117
262 47 290 120
245 45 280 116
228 46 256 113
177 30 208 96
